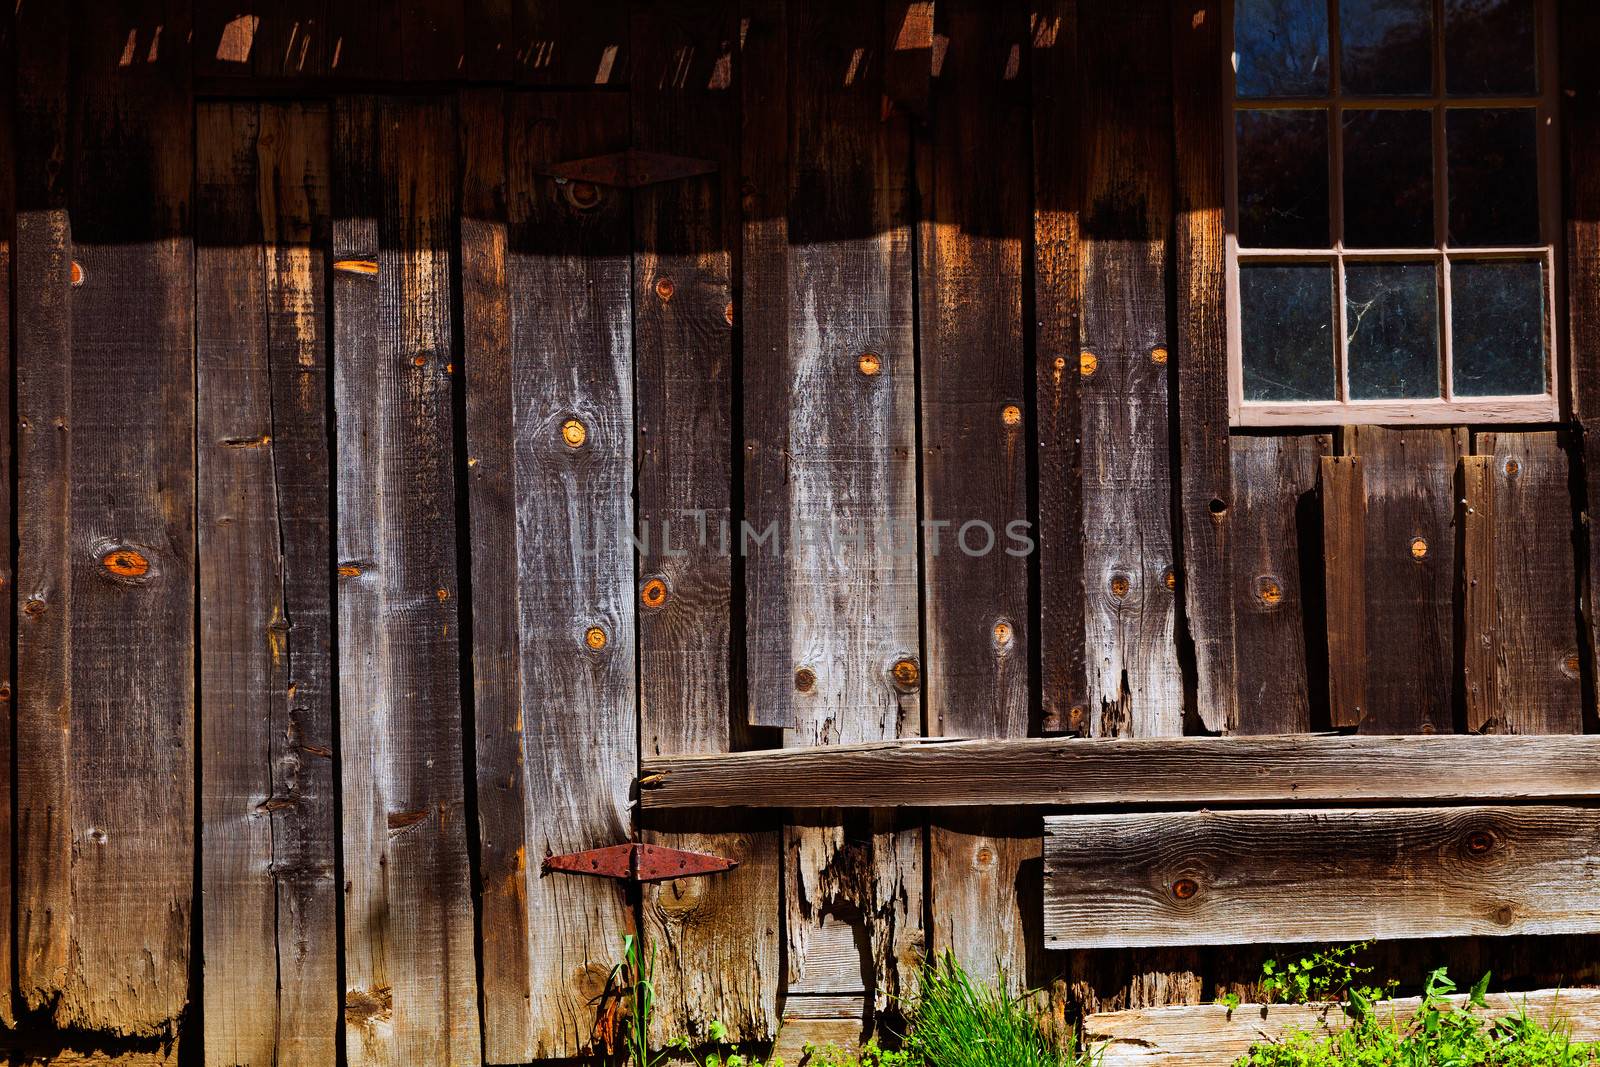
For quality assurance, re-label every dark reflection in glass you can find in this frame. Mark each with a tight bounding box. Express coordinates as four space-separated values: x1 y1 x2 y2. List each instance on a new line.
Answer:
1452 259 1546 396
1345 262 1440 399
1237 110 1330 248
1447 108 1539 246
1445 0 1536 95
1235 0 1330 97
1241 264 1338 401
1342 0 1432 95
1343 109 1434 247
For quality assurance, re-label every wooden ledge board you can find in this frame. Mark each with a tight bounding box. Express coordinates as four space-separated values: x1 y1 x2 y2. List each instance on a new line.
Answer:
640 735 1600 809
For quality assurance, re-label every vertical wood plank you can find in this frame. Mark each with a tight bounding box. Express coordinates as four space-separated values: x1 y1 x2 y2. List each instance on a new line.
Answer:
630 1 781 1046
401 0 464 80
465 0 514 81
0 0 14 1029
1031 0 1087 735
457 87 533 1065
513 0 630 86
1465 433 1582 734
327 0 401 80
1077 0 1181 737
1170 0 1234 733
1348 426 1464 734
501 89 637 1059
921 0 1036 995
333 96 480 1066
1231 435 1328 734
1321 454 1367 728
14 0 72 1019
19 0 197 1037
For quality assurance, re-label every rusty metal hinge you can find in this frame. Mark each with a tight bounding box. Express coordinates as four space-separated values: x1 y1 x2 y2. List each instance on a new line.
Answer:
541 842 737 884
543 148 717 189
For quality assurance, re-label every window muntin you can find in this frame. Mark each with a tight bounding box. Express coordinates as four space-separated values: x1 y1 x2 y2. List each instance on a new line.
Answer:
1226 0 1560 427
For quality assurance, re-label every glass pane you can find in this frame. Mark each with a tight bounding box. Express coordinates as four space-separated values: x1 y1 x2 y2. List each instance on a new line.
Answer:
1445 0 1537 96
1447 108 1539 246
1235 0 1330 98
1343 109 1434 247
1452 259 1546 396
1342 0 1432 95
1237 110 1330 248
1240 263 1338 401
1345 262 1440 399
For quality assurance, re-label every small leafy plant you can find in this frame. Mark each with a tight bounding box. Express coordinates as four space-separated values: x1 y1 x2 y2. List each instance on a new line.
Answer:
899 952 1084 1067
1259 940 1387 1005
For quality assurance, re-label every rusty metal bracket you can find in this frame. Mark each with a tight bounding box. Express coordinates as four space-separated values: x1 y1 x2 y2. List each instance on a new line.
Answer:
543 148 718 189
541 842 737 884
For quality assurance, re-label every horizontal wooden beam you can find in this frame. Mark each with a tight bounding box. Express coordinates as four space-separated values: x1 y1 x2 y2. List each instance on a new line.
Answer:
639 735 1600 810
1084 989 1600 1067
1044 805 1600 949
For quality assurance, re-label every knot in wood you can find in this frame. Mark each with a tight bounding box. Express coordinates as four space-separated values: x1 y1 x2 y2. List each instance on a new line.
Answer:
101 548 150 580
1053 355 1067 371
1079 351 1098 377
561 418 588 448
992 620 1013 648
974 846 995 868
724 301 736 326
1258 577 1283 606
1410 536 1429 560
640 576 668 609
1171 877 1199 900
1504 458 1521 476
1109 574 1131 600
1001 404 1022 426
584 625 608 651
1162 569 1176 591
857 351 882 376
1465 829 1497 855
794 666 817 693
654 275 676 301
891 657 920 692
71 260 85 287
1066 704 1086 731
1150 346 1168 365
1564 651 1582 677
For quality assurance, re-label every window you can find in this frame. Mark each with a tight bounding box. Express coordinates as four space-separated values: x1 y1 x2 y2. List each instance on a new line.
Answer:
1225 0 1560 427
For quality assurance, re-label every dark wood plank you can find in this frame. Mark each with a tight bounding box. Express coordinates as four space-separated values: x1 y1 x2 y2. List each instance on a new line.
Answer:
1464 433 1582 734
1031 0 1088 735
641 733 1600 809
1320 454 1366 728
465 0 515 80
513 0 629 86
21 0 197 1038
326 0 401 79
629 1 780 1046
457 87 534 1065
1562 0 1600 705
497 89 636 1059
332 96 480 1065
401 0 464 80
920 0 1036 995
1348 427 1464 734
1231 435 1328 734
1085 989 1600 1067
0 0 14 1031
1078 0 1182 736
1045 805 1600 947
195 0 329 79
1171 0 1234 733
13 0 72 1020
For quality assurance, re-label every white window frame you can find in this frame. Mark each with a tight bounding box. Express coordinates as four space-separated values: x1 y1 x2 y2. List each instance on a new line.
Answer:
1224 0 1563 428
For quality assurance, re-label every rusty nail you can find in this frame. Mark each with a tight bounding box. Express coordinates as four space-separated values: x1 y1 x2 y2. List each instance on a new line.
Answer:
794 666 817 693
655 276 675 301
858 352 882 376
1151 346 1168 365
584 625 608 651
1258 577 1283 605
1410 536 1428 560
641 577 668 609
102 548 149 578
1110 575 1130 599
1001 404 1022 427
891 657 920 692
1172 878 1199 900
71 261 85 287
562 418 588 448
1079 351 1098 377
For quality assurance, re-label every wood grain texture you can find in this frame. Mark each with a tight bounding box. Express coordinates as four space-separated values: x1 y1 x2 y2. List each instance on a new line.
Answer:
197 100 338 1066
332 96 479 1066
1077 0 1182 737
1046 805 1600 948
1170 0 1235 734
513 0 630 86
469 90 637 1060
630 1 780 1046
1320 454 1366 728
14 0 72 1020
1563 0 1600 703
1085 989 1600 1067
1464 433 1583 734
1031 0 1088 734
642 733 1600 809
0 0 16 1031
1348 427 1465 734
16 0 197 1037
457 87 533 1064
194 0 329 79
1231 436 1327 734
919 0 1036 995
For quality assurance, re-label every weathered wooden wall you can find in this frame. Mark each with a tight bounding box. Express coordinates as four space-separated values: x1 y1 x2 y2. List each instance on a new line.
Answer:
0 0 1596 1063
